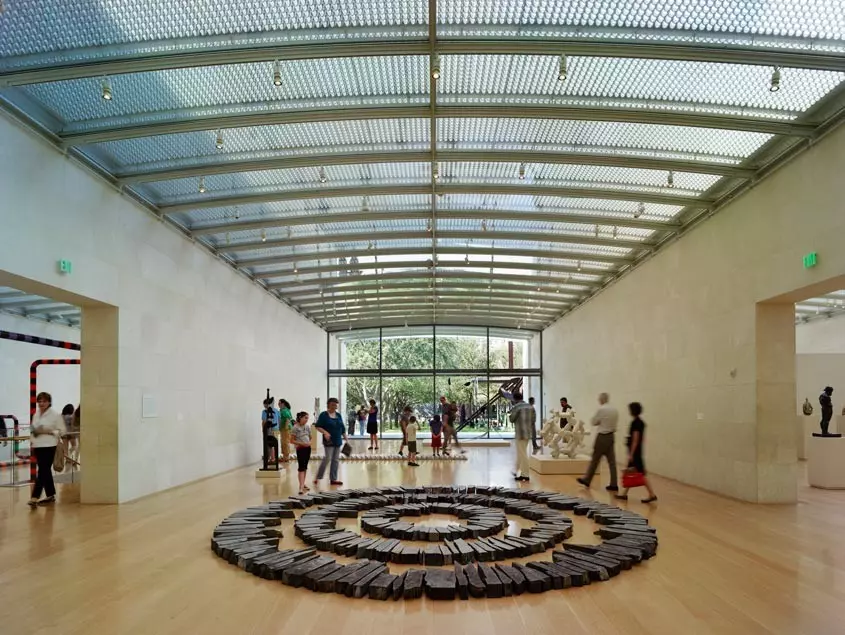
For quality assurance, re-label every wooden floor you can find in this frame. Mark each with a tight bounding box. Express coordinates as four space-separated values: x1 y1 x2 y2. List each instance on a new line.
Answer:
2 441 844 635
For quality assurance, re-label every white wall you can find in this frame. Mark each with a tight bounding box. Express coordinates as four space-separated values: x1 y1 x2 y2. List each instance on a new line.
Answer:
0 115 326 502
795 315 845 416
543 120 845 503
0 313 80 424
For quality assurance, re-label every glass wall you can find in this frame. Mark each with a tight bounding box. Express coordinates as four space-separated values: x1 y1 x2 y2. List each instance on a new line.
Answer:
327 326 542 439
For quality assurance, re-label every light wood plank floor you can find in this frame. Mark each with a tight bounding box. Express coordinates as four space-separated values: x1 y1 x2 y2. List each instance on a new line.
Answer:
1 441 844 635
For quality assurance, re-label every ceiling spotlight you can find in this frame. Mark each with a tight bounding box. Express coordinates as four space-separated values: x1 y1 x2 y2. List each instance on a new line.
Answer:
367 240 374 250
634 201 645 219
198 176 206 193
426 218 433 232
101 77 113 101
293 262 298 273
612 226 618 239
215 129 224 150
594 225 600 238
431 53 441 80
518 162 526 180
558 54 568 82
319 166 327 183
433 163 440 180
577 260 582 272
481 219 488 232
225 232 230 245
465 254 469 265
261 229 267 242
234 206 240 220
769 66 781 92
362 196 369 213
273 60 282 87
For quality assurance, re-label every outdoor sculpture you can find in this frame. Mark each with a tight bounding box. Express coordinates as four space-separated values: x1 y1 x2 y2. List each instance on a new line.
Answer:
540 410 589 458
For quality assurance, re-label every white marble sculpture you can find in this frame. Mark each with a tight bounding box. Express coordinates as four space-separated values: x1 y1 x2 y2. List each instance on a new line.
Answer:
540 410 589 458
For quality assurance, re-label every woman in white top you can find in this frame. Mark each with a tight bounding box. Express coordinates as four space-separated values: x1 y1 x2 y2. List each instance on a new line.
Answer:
28 391 67 507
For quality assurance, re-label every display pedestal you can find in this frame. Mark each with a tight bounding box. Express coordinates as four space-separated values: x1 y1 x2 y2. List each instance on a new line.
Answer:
799 415 841 459
529 454 598 475
255 468 281 479
808 436 845 489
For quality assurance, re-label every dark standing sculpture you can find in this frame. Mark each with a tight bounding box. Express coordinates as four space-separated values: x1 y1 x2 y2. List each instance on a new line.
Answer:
819 386 835 436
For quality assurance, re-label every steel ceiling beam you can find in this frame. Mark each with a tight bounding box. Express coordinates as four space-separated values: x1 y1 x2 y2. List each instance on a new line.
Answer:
270 269 599 291
317 305 551 320
119 149 754 184
163 182 700 215
286 280 589 300
296 291 573 309
5 31 845 87
308 298 561 315
324 316 544 332
60 103 812 148
255 259 608 281
193 206 677 236
235 245 633 269
221 228 648 254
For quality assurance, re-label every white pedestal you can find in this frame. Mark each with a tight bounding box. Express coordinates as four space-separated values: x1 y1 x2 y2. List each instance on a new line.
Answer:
529 454 598 475
460 438 511 447
255 469 281 479
799 415 841 460
808 436 845 489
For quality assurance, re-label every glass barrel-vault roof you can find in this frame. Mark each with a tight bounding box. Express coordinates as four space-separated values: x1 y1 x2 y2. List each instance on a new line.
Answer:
2 0 845 330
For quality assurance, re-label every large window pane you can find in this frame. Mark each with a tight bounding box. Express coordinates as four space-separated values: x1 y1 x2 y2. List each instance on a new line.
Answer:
342 375 380 436
340 328 381 371
381 375 435 437
489 328 536 370
382 326 433 370
435 326 488 370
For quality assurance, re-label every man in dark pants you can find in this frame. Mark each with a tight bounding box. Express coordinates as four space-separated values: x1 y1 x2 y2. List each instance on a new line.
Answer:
577 392 619 492
559 397 573 429
819 386 834 435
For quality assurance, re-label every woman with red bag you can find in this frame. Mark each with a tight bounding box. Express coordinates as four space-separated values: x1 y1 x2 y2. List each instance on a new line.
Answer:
616 402 657 503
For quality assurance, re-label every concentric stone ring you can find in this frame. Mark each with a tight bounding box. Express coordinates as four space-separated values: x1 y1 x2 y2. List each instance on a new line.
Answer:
211 485 658 600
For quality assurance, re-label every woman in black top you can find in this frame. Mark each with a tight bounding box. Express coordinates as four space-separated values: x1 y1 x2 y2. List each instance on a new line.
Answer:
616 402 657 503
367 399 380 451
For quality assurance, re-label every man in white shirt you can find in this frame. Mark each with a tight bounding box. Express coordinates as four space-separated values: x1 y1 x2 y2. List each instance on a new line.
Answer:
28 391 67 506
577 392 619 492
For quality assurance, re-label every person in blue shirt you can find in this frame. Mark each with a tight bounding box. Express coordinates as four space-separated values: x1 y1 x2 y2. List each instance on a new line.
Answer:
260 397 280 463
314 397 348 486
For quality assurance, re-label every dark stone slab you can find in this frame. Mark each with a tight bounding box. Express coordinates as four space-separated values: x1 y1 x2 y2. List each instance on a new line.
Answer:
477 564 503 598
595 543 643 564
464 564 485 598
375 538 401 562
336 561 385 596
512 563 551 593
424 569 457 600
368 573 399 600
451 539 475 565
403 569 425 599
282 556 336 587
357 538 382 559
351 564 388 598
454 564 469 600
525 561 565 589
439 544 454 566
562 549 621 576
246 549 295 575
268 553 320 580
566 544 633 570
315 561 371 593
494 565 525 595
424 544 444 566
304 562 345 590
399 546 422 565
552 552 610 582
392 572 407 601
605 536 657 558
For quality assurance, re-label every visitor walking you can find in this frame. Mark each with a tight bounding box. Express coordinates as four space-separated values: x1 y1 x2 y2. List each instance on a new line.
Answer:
28 391 67 507
576 392 619 491
357 408 367 437
398 406 412 457
528 396 539 454
430 414 443 456
292 411 312 494
61 403 78 460
559 397 573 428
440 396 463 454
509 391 533 481
616 402 658 504
406 416 419 467
278 399 293 463
819 386 834 435
314 397 347 486
366 399 379 450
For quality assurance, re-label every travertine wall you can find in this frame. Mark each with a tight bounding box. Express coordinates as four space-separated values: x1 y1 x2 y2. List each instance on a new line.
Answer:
0 116 326 502
543 122 845 503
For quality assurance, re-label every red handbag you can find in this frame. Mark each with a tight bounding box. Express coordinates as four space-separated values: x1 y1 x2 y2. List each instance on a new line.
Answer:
622 469 646 489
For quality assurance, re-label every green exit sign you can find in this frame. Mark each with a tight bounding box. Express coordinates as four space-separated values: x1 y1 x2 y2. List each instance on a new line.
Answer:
803 252 818 269
58 259 72 274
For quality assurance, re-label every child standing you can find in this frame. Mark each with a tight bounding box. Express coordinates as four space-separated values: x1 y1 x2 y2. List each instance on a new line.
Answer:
406 416 419 467
430 415 442 457
292 411 312 494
